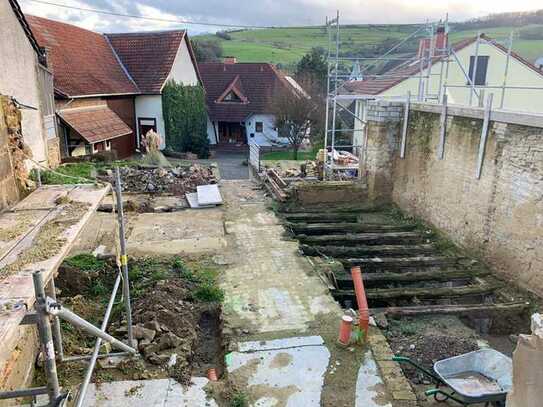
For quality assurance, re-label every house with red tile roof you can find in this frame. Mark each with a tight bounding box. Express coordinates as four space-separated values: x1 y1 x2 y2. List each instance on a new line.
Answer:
26 15 200 158
343 28 543 113
0 0 59 167
199 58 304 147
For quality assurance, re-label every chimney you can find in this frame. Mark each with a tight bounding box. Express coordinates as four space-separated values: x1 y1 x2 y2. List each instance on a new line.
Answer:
417 23 447 58
223 56 237 64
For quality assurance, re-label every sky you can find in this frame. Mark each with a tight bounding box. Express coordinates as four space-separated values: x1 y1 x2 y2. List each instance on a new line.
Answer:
19 0 543 35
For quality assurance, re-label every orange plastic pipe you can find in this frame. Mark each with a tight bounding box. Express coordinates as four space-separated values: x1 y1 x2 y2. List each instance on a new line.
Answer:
338 315 354 345
351 266 370 339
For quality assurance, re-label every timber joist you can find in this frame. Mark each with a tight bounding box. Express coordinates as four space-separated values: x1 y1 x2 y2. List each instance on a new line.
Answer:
279 207 524 315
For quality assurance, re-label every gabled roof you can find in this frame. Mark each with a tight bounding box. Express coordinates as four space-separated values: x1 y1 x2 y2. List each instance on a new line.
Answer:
26 15 139 97
198 62 298 122
343 34 543 96
58 106 132 143
216 75 248 103
343 37 477 96
7 0 46 64
106 30 201 94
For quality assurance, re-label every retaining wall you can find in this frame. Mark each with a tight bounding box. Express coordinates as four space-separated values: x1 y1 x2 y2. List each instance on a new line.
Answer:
364 100 543 296
0 97 21 211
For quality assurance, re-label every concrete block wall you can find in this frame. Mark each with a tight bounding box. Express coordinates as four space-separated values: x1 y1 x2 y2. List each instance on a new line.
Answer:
364 100 543 296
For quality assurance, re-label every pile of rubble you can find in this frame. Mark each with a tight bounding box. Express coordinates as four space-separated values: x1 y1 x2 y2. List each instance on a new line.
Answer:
99 165 216 194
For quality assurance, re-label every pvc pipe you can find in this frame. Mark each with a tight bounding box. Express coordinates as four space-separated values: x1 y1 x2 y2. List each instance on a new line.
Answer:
338 315 353 345
351 266 370 339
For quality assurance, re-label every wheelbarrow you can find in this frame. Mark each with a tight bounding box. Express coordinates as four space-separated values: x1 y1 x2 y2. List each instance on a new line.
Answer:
393 348 512 406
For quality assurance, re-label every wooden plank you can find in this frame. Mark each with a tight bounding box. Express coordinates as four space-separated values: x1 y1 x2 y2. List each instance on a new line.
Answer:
333 268 490 287
400 91 410 158
334 282 502 301
476 93 493 179
371 302 530 317
437 94 447 160
296 231 424 245
281 212 359 223
340 255 460 270
267 177 287 202
287 222 417 235
0 184 109 372
300 243 436 257
267 169 287 188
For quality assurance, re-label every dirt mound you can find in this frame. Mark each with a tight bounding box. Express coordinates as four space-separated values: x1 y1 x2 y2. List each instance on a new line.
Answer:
99 165 216 195
388 332 478 383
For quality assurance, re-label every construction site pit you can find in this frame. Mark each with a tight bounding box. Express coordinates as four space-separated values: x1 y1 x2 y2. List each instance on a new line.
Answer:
276 195 537 405
33 254 226 395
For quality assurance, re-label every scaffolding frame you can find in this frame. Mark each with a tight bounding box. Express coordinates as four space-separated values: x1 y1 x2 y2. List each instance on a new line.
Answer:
0 168 136 407
323 13 543 179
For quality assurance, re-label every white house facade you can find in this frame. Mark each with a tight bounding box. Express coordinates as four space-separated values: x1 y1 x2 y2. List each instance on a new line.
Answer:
199 60 302 147
107 30 202 150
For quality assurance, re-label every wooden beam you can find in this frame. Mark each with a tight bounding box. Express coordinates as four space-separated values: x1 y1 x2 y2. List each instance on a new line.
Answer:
282 212 359 223
300 243 436 257
287 222 417 235
340 255 461 270
371 302 530 317
267 168 287 188
476 93 493 179
400 91 410 158
297 231 425 245
437 94 447 160
334 282 502 301
334 268 490 287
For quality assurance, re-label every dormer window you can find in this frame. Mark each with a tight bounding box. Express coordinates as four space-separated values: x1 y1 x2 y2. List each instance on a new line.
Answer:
223 91 242 102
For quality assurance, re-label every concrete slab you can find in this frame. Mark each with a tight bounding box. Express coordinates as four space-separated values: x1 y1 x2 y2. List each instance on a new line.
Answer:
127 210 226 256
355 351 393 407
228 336 330 406
197 185 223 205
80 377 217 406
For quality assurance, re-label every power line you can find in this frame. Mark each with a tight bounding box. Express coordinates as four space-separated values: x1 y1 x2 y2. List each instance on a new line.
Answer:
23 0 324 29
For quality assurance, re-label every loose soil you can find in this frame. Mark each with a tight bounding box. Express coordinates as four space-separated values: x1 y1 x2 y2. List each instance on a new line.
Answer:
1 201 90 277
36 255 225 388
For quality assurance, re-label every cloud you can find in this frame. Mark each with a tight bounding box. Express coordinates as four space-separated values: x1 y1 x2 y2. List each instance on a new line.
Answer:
19 0 542 34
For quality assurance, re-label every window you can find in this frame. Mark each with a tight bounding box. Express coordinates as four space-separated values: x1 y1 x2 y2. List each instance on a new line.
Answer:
255 122 263 133
223 91 242 102
468 56 489 86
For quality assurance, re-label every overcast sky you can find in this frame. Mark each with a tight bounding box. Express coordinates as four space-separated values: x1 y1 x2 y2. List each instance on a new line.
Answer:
20 0 542 34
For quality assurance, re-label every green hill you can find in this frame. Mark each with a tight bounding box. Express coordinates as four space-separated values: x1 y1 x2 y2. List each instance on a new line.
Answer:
196 23 543 70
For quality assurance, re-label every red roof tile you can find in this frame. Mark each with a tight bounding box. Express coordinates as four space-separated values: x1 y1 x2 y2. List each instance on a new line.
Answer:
106 31 198 94
58 106 132 143
198 62 296 122
26 15 139 97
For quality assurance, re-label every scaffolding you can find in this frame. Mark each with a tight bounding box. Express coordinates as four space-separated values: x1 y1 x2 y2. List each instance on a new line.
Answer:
323 13 543 179
0 168 136 407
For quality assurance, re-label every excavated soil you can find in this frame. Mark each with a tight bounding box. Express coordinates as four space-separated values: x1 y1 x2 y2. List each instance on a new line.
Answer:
47 255 224 387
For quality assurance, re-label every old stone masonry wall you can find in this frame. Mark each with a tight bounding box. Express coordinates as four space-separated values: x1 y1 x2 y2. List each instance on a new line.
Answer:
363 101 543 296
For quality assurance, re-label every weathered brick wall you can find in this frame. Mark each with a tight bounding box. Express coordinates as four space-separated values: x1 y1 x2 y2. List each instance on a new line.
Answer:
364 102 543 296
0 97 21 210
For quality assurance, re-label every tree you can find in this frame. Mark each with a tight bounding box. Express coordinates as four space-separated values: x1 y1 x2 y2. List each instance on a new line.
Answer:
162 81 210 158
271 78 324 160
192 39 223 62
296 47 328 95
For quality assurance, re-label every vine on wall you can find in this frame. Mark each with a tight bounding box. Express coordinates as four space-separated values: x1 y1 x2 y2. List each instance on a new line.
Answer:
162 80 209 158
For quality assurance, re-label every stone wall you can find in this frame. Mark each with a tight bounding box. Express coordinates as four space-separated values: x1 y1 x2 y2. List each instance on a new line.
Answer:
363 101 543 296
0 97 21 210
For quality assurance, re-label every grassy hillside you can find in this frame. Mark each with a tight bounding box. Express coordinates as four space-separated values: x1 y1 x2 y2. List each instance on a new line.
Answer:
196 23 543 69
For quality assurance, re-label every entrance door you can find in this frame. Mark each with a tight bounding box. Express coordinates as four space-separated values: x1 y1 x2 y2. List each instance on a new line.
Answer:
218 122 246 144
138 118 157 142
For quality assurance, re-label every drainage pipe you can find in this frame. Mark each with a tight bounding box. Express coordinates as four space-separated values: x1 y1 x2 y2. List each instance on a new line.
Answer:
351 266 370 337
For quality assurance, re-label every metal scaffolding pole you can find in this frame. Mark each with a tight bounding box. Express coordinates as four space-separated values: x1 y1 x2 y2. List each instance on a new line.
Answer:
425 23 435 101
469 33 481 106
33 271 61 406
323 16 331 178
500 31 514 109
114 167 133 347
46 277 64 361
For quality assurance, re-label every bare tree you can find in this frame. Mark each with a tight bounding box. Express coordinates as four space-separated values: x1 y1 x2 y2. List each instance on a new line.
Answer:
271 78 324 160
